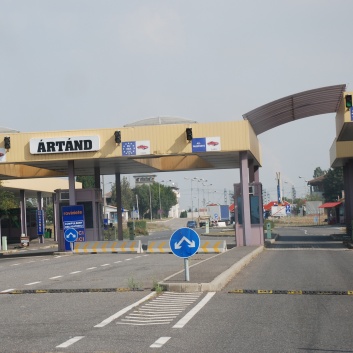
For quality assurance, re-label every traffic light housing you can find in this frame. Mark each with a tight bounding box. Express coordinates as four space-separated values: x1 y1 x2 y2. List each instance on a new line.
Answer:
114 131 121 144
4 136 10 149
345 95 352 108
186 128 193 141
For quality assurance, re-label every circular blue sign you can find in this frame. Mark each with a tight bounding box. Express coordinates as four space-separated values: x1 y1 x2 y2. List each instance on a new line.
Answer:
64 228 78 242
169 227 200 258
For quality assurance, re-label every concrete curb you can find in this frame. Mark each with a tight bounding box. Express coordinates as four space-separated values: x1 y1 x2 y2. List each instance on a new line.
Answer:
160 246 264 293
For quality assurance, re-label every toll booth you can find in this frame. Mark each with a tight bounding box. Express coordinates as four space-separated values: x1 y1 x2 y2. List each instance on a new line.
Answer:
54 188 104 251
234 182 264 246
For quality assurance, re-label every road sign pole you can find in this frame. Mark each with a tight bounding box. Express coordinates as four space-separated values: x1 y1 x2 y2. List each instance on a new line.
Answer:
184 258 190 281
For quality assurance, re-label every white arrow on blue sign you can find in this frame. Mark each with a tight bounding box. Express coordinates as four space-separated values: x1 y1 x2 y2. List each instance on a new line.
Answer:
64 228 78 243
169 227 200 258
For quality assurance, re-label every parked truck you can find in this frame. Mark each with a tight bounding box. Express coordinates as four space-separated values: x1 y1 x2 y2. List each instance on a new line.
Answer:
206 204 230 224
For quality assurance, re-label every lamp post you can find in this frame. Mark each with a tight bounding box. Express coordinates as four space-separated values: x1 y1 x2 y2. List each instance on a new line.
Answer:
158 179 172 219
184 177 197 220
299 176 309 197
202 183 212 207
194 178 207 215
148 182 152 221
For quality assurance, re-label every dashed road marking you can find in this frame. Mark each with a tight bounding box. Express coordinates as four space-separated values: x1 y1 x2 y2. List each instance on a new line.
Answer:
25 281 41 286
56 336 84 348
150 337 171 348
70 271 82 274
49 276 63 280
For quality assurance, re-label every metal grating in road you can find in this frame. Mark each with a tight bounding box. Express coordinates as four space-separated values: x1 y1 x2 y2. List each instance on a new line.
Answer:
116 292 202 326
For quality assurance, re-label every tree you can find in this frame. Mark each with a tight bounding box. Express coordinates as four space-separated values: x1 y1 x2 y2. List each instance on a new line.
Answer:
76 176 95 189
110 177 135 211
313 167 326 178
133 183 177 219
322 167 344 202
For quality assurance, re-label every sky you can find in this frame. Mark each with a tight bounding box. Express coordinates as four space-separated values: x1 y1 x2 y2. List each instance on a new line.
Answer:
1 0 352 210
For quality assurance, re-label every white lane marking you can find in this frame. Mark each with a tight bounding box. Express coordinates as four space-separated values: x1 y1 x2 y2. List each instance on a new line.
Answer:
0 288 15 293
101 264 110 267
41 259 50 261
25 281 41 286
49 276 63 280
70 271 82 274
56 336 85 348
87 267 97 270
114 261 122 264
10 263 20 266
125 258 132 261
150 337 171 348
26 261 36 263
173 292 216 328
95 292 156 328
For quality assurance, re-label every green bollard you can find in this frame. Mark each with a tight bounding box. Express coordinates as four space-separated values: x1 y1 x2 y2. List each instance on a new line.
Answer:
2 236 7 251
266 223 272 239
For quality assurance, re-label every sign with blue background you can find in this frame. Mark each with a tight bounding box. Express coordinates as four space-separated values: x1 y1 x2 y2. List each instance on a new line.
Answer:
169 227 200 258
192 138 207 152
36 210 45 235
62 205 85 250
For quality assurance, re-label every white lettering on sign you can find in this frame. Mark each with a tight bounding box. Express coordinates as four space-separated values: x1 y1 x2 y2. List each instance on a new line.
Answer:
30 136 100 154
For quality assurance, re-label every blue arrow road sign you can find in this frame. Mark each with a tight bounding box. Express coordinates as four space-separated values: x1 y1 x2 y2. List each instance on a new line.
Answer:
170 227 200 258
64 228 78 243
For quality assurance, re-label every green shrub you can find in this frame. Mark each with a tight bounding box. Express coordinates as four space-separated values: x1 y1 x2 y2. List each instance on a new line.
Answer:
127 220 148 236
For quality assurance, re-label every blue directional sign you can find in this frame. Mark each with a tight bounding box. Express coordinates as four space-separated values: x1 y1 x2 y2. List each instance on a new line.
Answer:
286 205 291 214
170 227 200 258
64 228 78 242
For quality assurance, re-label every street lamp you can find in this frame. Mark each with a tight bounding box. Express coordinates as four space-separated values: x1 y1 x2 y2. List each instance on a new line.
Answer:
194 178 207 215
202 183 212 207
148 183 152 221
184 177 197 220
158 179 172 219
299 176 309 197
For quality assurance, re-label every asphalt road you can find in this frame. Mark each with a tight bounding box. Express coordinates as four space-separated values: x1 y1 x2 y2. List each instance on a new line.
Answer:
1 225 352 353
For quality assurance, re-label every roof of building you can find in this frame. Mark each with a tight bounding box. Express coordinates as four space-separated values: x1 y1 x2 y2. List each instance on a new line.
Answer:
124 116 198 127
243 84 346 135
318 201 342 208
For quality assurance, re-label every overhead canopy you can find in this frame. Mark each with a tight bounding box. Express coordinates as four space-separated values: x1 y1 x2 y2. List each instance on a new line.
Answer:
319 201 342 208
0 120 262 179
243 84 346 135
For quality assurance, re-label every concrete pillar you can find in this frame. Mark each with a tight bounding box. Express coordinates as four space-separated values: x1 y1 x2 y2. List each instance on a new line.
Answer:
343 160 353 237
240 151 251 246
37 191 44 243
68 160 76 206
115 173 123 240
94 167 100 189
19 189 26 236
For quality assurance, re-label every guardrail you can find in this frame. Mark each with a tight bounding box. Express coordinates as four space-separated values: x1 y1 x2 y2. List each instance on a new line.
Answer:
73 241 142 254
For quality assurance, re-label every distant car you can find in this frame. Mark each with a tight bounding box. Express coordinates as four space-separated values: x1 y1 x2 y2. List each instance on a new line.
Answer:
186 220 197 228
